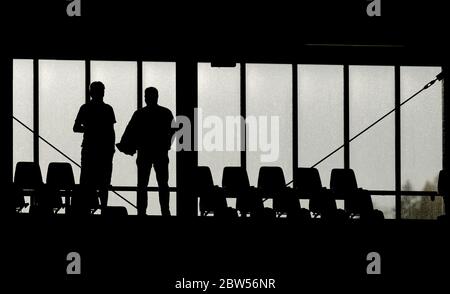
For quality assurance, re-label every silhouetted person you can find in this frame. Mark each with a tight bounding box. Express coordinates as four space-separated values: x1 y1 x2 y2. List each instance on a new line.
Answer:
117 87 175 216
74 81 116 209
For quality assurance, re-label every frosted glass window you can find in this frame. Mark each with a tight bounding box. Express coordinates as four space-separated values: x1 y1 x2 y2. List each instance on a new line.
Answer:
198 63 241 209
349 66 395 217
298 65 344 190
39 60 85 182
198 63 241 182
13 59 34 176
401 66 443 219
246 64 292 210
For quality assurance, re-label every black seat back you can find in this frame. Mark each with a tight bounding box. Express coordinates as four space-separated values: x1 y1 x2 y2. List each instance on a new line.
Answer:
330 169 358 194
295 168 337 217
257 166 300 216
222 167 263 215
14 162 43 190
46 162 75 211
195 166 227 216
439 170 450 216
222 167 250 195
14 162 45 213
438 170 449 195
194 166 215 193
257 166 286 195
46 162 75 189
330 168 373 215
294 167 323 194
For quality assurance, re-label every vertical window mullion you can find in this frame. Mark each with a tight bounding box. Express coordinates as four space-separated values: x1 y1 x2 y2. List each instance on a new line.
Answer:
85 59 91 103
137 60 143 110
443 65 449 171
33 59 39 164
292 64 298 181
240 62 246 169
395 65 401 219
344 64 350 169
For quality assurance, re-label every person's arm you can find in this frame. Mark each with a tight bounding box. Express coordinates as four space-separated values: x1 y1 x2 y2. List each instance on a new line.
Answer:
111 106 117 125
169 111 178 146
116 111 138 155
73 106 85 133
73 120 84 133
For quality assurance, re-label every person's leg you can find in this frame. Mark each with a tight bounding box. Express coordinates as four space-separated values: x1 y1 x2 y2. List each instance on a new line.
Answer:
76 149 88 214
137 159 152 216
98 188 109 211
154 155 170 216
98 153 114 210
80 149 100 212
79 148 89 185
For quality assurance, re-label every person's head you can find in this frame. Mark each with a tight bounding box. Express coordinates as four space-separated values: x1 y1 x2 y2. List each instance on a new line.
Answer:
90 81 105 101
144 87 159 106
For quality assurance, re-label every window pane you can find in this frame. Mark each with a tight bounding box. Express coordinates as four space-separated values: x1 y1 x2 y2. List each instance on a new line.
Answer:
198 63 241 209
401 195 444 220
13 59 34 175
372 196 396 219
246 64 292 208
349 65 395 217
401 66 443 219
91 61 137 213
298 64 344 200
39 60 85 182
143 62 177 215
349 66 395 189
198 63 241 182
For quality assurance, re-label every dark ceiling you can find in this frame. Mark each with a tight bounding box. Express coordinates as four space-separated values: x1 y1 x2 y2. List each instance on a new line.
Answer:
2 0 448 64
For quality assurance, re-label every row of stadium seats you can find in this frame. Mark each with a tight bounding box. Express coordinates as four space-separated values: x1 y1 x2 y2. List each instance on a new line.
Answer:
193 166 384 221
7 162 103 216
5 161 450 220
